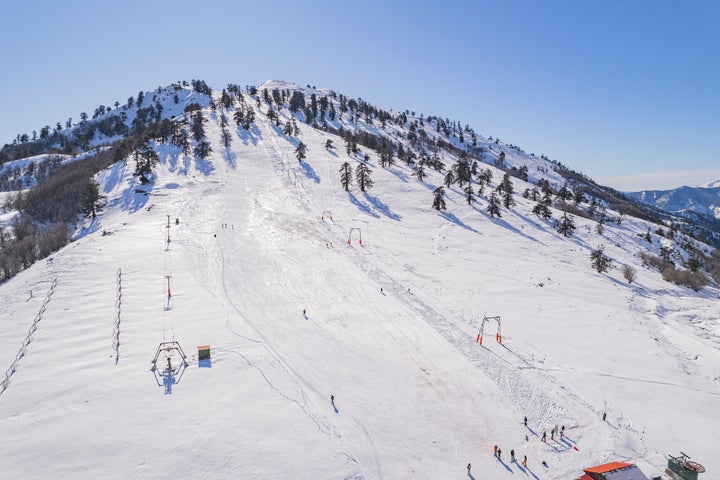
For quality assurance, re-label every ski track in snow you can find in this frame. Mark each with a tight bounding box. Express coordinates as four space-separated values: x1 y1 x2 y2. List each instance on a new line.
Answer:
249 106 657 477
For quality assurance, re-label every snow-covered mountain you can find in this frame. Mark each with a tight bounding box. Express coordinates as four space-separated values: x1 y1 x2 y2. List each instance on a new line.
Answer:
625 184 720 247
701 180 720 189
627 184 720 220
0 80 718 479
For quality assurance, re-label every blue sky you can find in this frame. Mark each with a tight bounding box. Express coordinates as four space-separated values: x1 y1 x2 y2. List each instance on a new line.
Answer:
1 0 718 190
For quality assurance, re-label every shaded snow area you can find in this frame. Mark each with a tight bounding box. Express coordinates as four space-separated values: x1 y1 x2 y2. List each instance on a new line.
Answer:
1 85 718 479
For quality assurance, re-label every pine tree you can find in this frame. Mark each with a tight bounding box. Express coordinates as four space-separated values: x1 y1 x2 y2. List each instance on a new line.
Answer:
134 142 159 184
289 91 305 112
432 186 446 211
415 164 426 182
295 142 307 162
283 120 294 136
452 159 471 188
590 245 613 273
532 201 552 219
266 109 280 126
172 119 190 155
356 163 373 192
557 211 576 237
339 162 352 191
501 173 515 208
464 185 475 205
379 152 394 168
487 191 501 217
191 111 206 142
344 136 357 156
79 180 107 218
478 168 493 188
221 128 232 149
220 114 232 148
242 107 255 129
556 182 572 203
194 140 213 160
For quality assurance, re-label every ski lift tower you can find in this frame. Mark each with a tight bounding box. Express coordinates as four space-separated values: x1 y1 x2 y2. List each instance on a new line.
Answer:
476 315 502 345
666 453 705 480
151 341 189 394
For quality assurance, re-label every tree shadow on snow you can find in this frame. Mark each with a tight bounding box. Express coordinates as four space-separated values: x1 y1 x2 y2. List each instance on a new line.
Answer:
75 217 101 240
363 192 400 220
236 125 261 146
165 150 181 172
299 161 320 183
118 182 151 213
440 211 478 234
348 192 380 218
472 205 540 243
224 147 237 169
194 156 215 176
100 162 127 195
386 167 409 183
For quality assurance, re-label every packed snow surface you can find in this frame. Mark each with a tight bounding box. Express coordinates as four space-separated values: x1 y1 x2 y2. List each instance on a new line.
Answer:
1 87 718 479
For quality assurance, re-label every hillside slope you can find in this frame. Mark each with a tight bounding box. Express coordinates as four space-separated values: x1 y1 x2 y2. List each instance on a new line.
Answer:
0 81 718 479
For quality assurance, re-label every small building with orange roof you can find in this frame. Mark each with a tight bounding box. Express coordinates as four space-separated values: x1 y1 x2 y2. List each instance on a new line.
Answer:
576 461 650 480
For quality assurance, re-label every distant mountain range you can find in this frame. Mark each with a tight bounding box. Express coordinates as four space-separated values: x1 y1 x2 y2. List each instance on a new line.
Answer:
625 182 720 243
626 183 720 219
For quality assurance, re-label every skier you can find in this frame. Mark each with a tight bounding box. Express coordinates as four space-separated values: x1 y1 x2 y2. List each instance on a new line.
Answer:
330 394 334 404
510 449 515 462
603 411 607 422
523 415 527 426
551 429 554 441
497 448 502 460
303 308 307 316
380 287 384 294
493 445 498 457
541 431 546 442
522 455 527 467
467 463 471 474
542 460 548 468
560 425 565 439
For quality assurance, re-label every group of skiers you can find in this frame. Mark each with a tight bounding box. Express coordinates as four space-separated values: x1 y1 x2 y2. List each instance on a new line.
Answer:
466 415 563 475
541 424 565 442
491 445 527 467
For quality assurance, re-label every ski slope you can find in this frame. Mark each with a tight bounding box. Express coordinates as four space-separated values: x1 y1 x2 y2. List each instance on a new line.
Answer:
1 83 718 479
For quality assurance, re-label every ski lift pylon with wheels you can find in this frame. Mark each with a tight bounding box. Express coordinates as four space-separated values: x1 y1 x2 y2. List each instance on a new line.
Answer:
476 315 502 345
348 227 362 246
150 341 189 394
151 341 188 373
